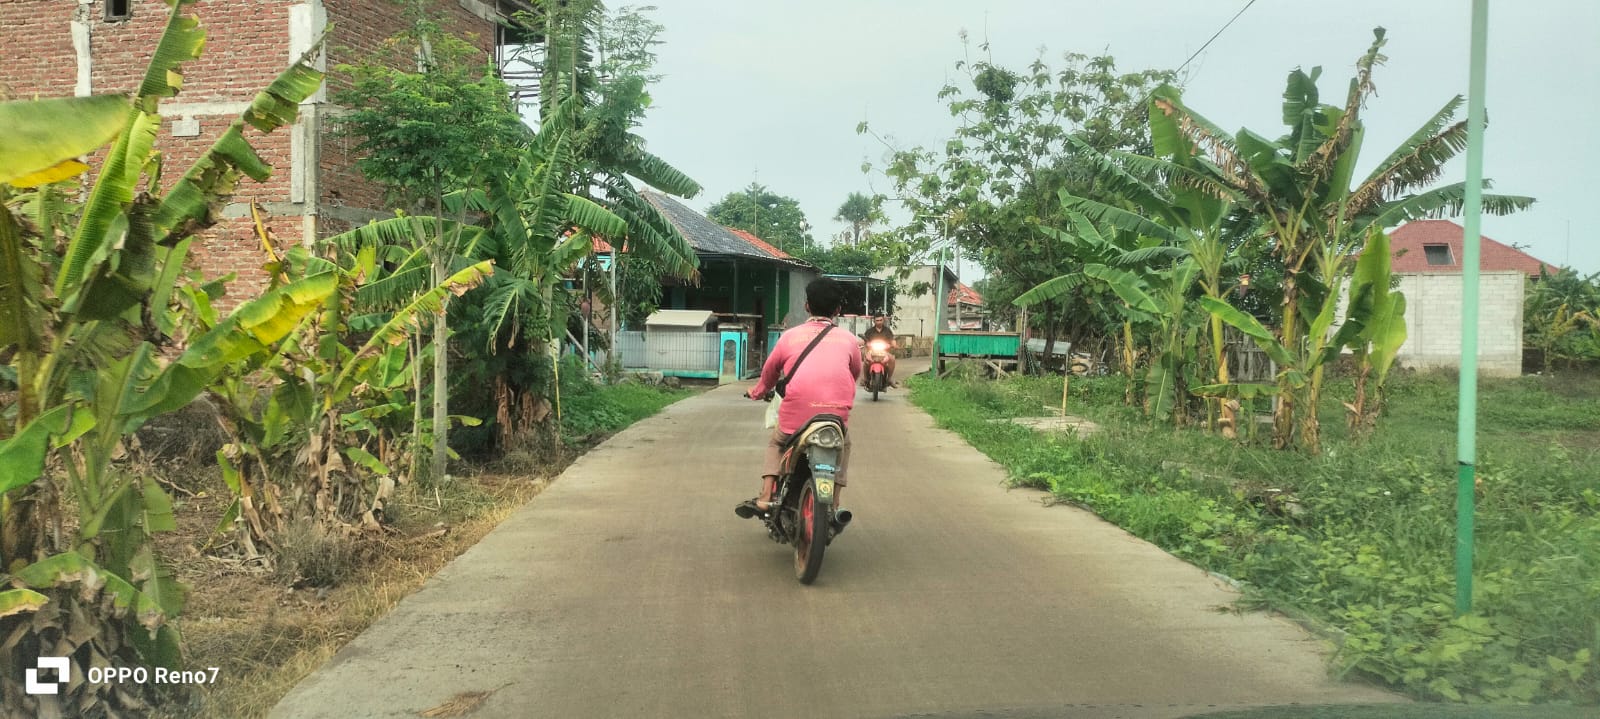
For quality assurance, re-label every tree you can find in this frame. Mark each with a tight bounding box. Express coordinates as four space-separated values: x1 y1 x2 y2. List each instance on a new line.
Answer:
1153 28 1533 451
596 4 665 83
1 2 326 709
333 9 528 481
834 192 880 246
791 243 884 276
1524 267 1600 371
445 0 699 452
862 46 1175 360
706 183 815 251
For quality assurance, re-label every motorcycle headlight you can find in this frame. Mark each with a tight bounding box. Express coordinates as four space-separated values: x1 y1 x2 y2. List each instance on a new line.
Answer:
807 424 844 448
868 341 888 352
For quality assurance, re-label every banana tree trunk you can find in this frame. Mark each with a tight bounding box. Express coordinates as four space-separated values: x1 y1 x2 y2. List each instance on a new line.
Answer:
1302 363 1325 455
1122 320 1136 406
1210 313 1238 438
1274 269 1300 449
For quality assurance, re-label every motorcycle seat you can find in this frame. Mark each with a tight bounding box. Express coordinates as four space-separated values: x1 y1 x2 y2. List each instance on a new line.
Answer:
780 414 847 449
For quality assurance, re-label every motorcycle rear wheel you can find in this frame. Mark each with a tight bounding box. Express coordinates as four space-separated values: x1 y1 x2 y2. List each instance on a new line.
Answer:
793 479 829 584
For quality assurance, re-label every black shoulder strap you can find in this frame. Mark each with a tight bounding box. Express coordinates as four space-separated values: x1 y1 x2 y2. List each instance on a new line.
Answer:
776 324 834 398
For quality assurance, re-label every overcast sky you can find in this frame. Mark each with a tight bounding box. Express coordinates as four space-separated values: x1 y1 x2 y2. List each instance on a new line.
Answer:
627 0 1599 277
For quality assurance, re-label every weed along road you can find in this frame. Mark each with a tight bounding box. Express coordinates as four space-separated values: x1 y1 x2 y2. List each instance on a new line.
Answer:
269 360 1399 719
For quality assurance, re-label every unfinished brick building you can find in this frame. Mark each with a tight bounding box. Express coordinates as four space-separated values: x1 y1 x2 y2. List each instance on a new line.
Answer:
0 0 533 303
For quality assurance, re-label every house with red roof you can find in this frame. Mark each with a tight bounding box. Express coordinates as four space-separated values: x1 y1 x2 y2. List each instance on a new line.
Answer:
1389 220 1559 278
1357 220 1558 377
947 282 987 331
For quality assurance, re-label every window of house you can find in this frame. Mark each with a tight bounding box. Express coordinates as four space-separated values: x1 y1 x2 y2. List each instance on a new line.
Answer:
105 0 132 22
1423 244 1454 266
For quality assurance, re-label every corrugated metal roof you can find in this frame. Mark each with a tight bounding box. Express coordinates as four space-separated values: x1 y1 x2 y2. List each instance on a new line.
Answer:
645 310 716 328
640 190 815 269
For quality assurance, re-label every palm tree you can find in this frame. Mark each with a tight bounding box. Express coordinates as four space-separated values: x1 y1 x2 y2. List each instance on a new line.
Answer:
835 192 879 246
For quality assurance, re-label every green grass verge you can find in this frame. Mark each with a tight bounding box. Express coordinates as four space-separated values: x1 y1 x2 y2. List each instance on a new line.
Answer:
558 372 692 445
909 367 1599 706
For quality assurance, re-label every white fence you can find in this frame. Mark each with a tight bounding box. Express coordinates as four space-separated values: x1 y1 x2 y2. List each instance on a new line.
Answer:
615 330 721 373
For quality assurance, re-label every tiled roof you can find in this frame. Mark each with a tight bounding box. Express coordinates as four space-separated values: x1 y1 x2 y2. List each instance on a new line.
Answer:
1388 220 1558 278
639 191 812 269
948 282 983 306
726 228 796 260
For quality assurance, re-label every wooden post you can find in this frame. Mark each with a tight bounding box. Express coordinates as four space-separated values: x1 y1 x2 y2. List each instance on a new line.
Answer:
1061 367 1070 417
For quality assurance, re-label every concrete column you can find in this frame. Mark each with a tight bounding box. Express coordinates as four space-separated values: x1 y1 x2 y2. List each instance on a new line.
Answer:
72 0 94 97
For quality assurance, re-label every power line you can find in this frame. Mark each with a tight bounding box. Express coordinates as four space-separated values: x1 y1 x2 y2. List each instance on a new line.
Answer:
1177 0 1260 77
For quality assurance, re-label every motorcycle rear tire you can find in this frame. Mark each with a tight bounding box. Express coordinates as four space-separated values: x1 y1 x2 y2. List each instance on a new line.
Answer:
793 479 829 585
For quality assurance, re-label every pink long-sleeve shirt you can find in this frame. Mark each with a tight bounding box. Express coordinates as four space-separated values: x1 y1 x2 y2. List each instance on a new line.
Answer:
750 319 862 435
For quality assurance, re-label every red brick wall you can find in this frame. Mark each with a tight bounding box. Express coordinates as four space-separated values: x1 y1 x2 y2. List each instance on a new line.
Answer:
319 0 499 225
0 0 78 99
87 0 298 101
0 0 508 307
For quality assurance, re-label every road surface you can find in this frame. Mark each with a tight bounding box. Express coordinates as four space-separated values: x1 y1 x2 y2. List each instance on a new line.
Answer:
270 359 1399 719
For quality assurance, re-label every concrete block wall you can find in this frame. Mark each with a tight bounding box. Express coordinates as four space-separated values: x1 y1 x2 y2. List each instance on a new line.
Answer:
1395 271 1525 377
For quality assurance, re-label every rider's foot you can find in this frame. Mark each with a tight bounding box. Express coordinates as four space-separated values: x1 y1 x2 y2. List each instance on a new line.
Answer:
734 497 772 519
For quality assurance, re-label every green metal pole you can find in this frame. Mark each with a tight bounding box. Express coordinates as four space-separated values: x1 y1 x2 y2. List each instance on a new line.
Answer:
930 239 948 378
1455 0 1490 616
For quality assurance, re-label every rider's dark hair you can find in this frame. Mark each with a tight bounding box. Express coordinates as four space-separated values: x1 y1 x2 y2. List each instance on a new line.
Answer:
805 277 846 317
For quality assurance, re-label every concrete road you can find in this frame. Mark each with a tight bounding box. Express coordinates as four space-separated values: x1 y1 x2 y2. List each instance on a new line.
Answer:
270 361 1399 719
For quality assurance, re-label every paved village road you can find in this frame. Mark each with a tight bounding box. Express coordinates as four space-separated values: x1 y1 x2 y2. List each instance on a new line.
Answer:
270 359 1400 719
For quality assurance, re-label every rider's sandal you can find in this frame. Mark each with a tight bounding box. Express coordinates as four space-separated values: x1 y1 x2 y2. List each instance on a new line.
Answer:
734 498 774 519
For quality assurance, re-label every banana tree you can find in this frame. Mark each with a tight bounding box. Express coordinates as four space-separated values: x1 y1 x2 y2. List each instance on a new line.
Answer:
1015 210 1180 407
1080 263 1164 414
1146 28 1532 450
204 218 491 556
1341 228 1407 433
1057 133 1245 432
1 1 327 710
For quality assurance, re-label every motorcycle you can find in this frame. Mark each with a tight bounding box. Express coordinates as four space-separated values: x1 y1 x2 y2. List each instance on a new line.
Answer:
863 339 891 400
736 392 852 585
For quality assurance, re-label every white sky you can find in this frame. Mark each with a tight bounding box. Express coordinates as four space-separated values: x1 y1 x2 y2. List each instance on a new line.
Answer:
632 0 1600 275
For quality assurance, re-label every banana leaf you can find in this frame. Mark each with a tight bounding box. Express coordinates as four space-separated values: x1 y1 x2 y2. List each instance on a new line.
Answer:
0 95 129 187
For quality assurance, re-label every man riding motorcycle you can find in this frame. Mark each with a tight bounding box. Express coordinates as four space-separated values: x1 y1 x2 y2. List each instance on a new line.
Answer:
861 312 897 388
740 278 861 514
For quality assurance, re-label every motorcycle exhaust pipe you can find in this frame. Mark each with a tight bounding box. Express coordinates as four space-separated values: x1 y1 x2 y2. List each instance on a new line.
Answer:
831 508 853 528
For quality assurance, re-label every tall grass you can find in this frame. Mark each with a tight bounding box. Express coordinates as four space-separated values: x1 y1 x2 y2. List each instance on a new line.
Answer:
910 368 1599 705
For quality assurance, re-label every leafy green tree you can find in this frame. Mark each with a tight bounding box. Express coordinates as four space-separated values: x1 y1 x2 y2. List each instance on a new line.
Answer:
1154 28 1533 451
596 3 665 83
862 47 1174 358
707 183 815 251
791 243 884 277
333 10 528 481
445 0 698 452
1525 267 1600 371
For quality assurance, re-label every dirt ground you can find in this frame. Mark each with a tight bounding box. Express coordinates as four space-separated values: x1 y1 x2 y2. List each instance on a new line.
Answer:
147 461 558 719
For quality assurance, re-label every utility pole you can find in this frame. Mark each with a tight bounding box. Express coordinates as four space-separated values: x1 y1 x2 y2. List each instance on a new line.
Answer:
609 240 619 378
953 239 962 330
1454 0 1491 617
